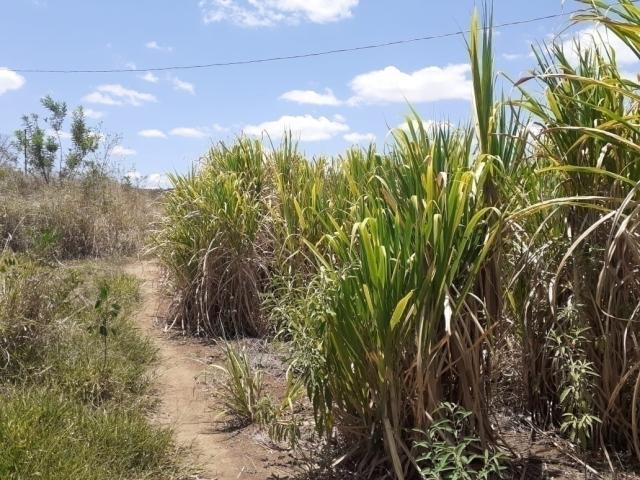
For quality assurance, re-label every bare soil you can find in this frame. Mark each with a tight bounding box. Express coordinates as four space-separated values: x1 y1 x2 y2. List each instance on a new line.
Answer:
125 261 299 480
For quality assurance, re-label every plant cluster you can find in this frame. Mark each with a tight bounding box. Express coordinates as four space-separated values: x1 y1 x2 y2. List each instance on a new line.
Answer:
214 344 304 447
153 2 640 477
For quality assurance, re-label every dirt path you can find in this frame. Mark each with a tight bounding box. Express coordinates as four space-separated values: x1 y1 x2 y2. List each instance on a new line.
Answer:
125 261 294 480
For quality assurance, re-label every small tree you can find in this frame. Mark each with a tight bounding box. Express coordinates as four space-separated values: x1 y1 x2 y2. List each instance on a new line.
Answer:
12 99 100 180
41 95 67 173
0 134 16 167
14 114 58 183
66 106 99 177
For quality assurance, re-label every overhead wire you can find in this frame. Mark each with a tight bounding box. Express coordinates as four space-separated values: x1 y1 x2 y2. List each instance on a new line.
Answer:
9 10 580 74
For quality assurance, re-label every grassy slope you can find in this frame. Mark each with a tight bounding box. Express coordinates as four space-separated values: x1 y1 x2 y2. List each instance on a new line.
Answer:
0 256 184 480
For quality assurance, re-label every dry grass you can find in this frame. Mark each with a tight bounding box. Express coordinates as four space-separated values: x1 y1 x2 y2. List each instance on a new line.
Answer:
0 167 157 259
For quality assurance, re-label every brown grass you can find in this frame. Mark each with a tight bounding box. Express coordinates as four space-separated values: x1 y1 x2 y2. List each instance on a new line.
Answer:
0 167 158 259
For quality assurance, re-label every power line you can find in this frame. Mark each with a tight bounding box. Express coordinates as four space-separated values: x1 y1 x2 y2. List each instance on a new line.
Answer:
11 10 577 74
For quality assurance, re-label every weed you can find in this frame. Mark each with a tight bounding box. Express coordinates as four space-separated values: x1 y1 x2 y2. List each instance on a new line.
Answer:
415 403 506 480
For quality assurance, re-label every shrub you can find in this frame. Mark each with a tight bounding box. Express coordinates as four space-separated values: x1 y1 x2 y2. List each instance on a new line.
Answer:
415 403 505 480
214 344 303 446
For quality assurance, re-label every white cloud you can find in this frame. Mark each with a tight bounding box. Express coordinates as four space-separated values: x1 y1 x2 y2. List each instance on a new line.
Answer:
112 145 137 156
171 77 195 95
280 88 341 106
139 72 159 83
199 0 358 27
564 26 639 66
146 41 174 53
344 132 375 143
348 64 472 105
84 108 104 119
138 129 167 138
126 171 171 189
244 114 349 141
83 92 121 106
394 119 453 134
212 123 229 132
145 173 171 189
46 129 72 140
167 124 228 138
83 84 157 107
170 127 209 138
0 68 25 95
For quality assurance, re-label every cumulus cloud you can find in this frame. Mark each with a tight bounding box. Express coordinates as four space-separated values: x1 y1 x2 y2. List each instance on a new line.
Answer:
348 64 472 105
170 77 195 95
168 124 228 138
112 145 137 156
344 132 375 143
126 171 171 189
139 72 159 83
0 68 25 95
212 123 229 133
394 119 454 134
563 26 639 66
138 129 167 138
83 84 157 107
244 114 349 141
169 127 209 138
84 108 104 119
145 173 171 189
145 40 174 53
280 88 341 106
199 0 358 27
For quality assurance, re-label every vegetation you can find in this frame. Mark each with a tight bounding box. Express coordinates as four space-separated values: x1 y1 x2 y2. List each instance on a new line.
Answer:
214 344 304 446
151 139 272 337
415 403 505 480
0 98 176 479
0 255 183 479
152 2 640 478
0 167 155 259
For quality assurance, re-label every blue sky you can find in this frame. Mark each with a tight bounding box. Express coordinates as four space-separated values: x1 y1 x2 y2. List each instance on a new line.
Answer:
0 0 632 187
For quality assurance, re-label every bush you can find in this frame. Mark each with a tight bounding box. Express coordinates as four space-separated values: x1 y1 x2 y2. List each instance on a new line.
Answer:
415 403 505 480
213 344 303 447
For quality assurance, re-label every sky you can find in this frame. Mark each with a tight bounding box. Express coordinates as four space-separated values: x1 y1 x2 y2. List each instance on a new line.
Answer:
0 0 636 188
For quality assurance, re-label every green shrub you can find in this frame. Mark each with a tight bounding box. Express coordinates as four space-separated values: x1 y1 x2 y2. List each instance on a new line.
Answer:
415 403 505 480
214 344 303 447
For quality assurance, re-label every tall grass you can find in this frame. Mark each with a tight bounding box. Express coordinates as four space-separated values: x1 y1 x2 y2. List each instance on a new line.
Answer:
152 1 640 475
305 123 505 479
152 139 272 337
508 9 640 456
